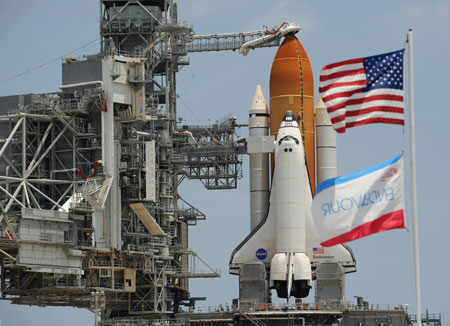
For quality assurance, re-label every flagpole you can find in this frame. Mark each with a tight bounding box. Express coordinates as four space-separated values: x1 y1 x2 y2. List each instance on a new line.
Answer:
407 28 422 326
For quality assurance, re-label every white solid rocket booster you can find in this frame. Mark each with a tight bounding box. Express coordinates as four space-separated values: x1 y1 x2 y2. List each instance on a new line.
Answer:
315 97 337 184
248 85 270 230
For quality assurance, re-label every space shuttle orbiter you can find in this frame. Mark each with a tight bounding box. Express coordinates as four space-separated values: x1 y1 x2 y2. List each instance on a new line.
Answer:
230 108 355 299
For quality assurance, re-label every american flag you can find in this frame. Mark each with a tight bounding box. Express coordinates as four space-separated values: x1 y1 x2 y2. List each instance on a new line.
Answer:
312 247 324 254
319 50 404 133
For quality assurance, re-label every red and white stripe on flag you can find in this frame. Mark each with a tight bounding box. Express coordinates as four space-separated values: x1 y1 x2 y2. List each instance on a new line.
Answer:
312 154 405 247
319 50 405 133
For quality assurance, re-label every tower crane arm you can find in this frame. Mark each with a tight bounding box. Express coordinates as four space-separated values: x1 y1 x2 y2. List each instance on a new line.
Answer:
186 21 301 55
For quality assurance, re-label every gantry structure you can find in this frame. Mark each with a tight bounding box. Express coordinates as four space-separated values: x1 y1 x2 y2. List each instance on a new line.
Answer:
0 0 288 323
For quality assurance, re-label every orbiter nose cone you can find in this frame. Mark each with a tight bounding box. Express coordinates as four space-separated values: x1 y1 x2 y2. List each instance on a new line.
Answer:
249 85 268 114
282 110 297 122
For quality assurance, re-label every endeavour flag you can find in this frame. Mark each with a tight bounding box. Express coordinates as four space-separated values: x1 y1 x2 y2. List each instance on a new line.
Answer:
312 154 405 247
319 50 405 133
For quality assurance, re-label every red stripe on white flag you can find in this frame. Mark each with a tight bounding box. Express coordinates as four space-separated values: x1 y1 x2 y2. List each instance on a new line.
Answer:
320 57 364 71
321 209 405 247
322 88 404 133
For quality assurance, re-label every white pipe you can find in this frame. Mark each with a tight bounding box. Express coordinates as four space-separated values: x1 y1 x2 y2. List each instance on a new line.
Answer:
0 249 16 261
5 166 10 193
0 175 72 184
26 122 54 174
0 184 26 208
1 181 26 222
240 34 278 56
25 126 68 178
50 168 76 179
26 181 63 209
0 117 24 159
58 80 103 89
239 22 301 56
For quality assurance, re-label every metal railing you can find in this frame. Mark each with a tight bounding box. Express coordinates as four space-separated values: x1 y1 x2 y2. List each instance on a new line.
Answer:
187 30 279 53
102 318 189 326
410 311 441 325
188 302 408 313
43 277 81 288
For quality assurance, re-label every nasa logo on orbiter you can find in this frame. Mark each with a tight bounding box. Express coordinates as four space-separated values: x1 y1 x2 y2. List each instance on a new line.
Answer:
255 248 267 260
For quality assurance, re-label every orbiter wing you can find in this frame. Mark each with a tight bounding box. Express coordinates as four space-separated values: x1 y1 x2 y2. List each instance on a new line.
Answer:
229 144 356 275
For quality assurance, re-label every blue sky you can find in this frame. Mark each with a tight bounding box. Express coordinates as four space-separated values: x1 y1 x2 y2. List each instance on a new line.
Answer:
1 1 449 325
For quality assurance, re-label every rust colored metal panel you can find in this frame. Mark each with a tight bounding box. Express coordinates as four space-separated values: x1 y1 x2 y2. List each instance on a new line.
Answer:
269 34 315 194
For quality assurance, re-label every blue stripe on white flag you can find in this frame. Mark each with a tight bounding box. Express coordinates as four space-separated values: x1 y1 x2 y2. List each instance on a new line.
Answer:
316 154 402 194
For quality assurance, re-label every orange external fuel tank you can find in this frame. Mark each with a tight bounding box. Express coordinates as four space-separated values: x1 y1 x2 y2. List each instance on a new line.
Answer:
269 33 315 194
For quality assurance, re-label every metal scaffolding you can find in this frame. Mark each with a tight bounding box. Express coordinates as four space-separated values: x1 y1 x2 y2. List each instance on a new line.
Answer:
187 31 280 53
0 0 286 323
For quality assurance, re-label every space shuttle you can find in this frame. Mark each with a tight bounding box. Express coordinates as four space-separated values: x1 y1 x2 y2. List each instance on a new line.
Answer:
229 33 355 300
230 109 355 299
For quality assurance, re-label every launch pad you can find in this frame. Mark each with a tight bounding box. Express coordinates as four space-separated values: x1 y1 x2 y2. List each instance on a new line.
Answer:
103 302 412 326
0 1 441 325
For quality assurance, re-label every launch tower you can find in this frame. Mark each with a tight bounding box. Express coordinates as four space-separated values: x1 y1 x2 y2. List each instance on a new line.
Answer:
0 0 283 321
